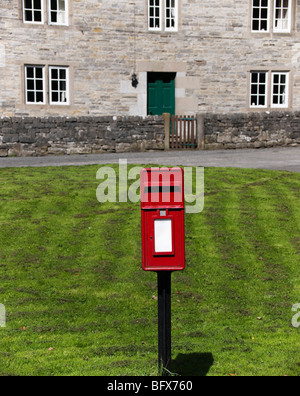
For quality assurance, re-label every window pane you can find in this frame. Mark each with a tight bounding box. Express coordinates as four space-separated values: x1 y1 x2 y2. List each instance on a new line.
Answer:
252 20 259 30
51 11 57 23
259 73 266 83
250 72 267 107
36 67 43 78
60 81 66 91
251 85 258 94
36 92 44 103
280 85 286 94
51 68 58 79
251 73 258 83
52 92 59 102
59 69 66 79
59 0 65 11
34 11 42 22
52 80 58 91
36 79 43 91
27 80 34 90
51 0 57 10
251 96 257 106
60 92 67 102
261 20 268 31
27 91 35 103
26 66 34 78
25 10 33 21
253 8 260 18
261 8 268 19
25 0 32 8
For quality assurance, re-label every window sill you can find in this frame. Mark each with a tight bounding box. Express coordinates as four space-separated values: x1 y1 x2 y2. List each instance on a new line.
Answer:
249 107 290 112
251 30 293 36
148 30 178 34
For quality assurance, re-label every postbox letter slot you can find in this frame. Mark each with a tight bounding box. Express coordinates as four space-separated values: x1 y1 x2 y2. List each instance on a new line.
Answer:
154 219 173 253
143 186 181 193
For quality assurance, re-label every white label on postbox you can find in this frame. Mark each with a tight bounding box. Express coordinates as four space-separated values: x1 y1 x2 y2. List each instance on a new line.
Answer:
154 219 172 253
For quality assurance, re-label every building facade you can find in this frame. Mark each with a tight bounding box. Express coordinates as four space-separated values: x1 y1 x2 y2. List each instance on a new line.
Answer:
0 0 300 118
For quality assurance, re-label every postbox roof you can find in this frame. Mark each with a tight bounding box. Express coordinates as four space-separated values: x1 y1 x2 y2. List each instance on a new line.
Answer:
140 167 184 209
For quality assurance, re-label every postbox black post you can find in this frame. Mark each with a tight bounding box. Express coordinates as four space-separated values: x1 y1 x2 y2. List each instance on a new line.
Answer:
157 271 172 376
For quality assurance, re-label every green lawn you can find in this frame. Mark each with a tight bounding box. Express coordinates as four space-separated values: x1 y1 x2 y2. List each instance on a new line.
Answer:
0 164 299 376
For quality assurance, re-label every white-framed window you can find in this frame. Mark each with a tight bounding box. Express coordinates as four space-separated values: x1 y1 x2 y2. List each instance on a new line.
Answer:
252 0 270 32
271 72 289 107
22 0 69 26
274 0 292 32
48 0 68 26
250 71 268 108
25 65 46 104
165 0 178 32
251 0 292 33
250 70 290 108
148 0 162 31
148 0 178 32
49 66 69 105
25 65 69 105
23 0 44 24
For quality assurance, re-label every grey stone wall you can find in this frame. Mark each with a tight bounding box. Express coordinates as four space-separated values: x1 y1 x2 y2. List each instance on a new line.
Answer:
0 116 165 157
204 112 300 149
1 112 299 157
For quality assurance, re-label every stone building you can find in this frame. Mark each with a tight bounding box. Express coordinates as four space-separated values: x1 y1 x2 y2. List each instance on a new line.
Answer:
0 0 300 118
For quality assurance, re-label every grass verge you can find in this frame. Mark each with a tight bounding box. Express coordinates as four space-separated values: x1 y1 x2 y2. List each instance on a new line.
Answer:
0 164 299 376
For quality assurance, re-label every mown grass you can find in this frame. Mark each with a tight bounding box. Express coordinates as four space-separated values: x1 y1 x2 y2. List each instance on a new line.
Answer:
0 164 299 376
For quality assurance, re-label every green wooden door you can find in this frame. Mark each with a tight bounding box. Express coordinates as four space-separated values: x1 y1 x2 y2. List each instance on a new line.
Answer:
147 73 176 116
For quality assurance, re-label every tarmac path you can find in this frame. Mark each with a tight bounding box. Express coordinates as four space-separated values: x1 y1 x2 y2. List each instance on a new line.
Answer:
0 147 299 173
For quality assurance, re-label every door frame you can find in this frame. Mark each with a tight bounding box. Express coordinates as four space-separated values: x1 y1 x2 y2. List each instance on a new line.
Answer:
147 72 176 116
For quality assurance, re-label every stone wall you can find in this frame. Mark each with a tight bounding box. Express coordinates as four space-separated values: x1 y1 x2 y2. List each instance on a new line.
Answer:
204 112 300 149
0 116 165 157
1 112 299 157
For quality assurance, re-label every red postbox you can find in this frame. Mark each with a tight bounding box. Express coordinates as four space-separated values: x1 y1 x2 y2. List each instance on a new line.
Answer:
141 167 185 271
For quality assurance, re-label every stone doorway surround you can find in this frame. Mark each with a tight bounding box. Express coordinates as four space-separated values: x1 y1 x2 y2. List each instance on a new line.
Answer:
120 61 200 117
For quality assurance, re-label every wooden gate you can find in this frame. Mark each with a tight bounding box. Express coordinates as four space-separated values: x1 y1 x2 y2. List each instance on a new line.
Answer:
170 115 197 149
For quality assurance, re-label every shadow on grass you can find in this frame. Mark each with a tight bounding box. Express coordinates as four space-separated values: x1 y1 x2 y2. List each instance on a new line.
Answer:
172 352 214 376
